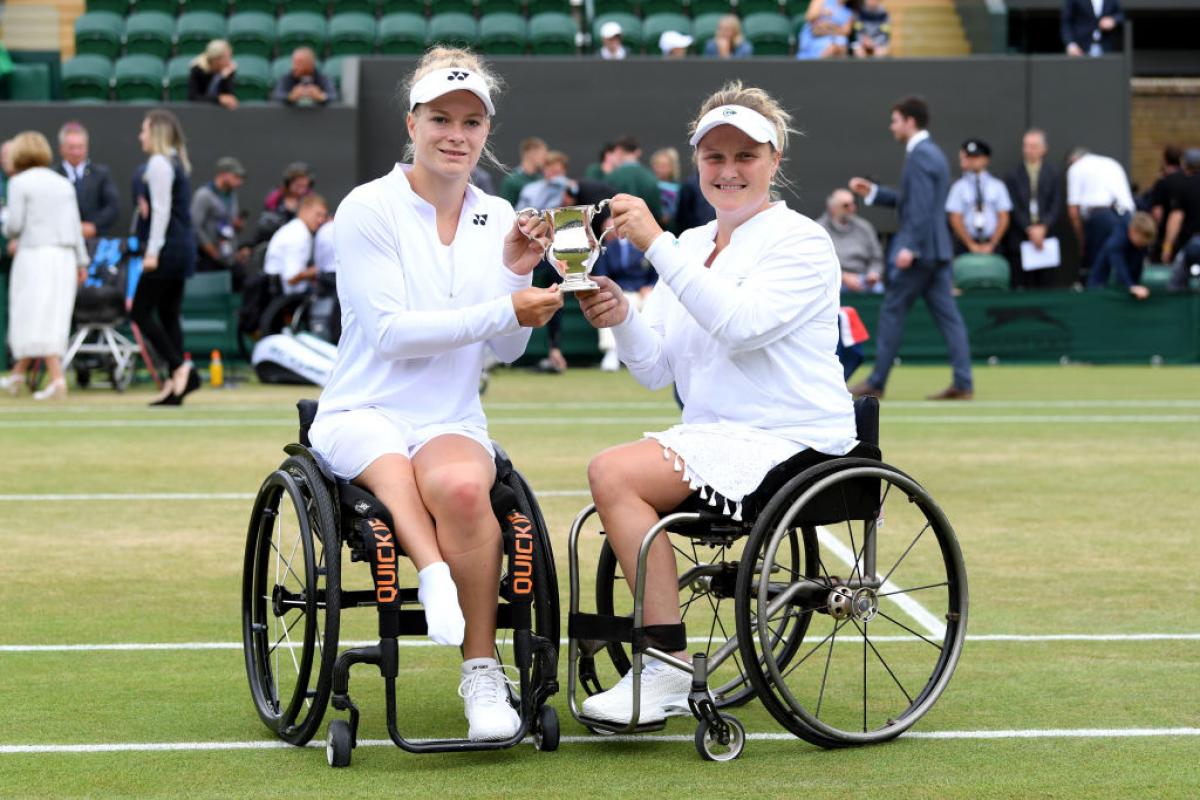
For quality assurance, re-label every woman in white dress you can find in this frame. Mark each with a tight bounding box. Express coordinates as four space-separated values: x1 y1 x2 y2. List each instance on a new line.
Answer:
1 132 88 400
307 47 561 741
577 82 858 724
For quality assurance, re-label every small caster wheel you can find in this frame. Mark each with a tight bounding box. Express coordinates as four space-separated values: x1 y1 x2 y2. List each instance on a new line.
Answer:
326 720 353 768
75 368 91 390
533 705 559 752
695 714 745 762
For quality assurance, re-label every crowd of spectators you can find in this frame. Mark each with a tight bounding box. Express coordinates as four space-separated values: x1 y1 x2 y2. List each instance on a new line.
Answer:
185 38 338 109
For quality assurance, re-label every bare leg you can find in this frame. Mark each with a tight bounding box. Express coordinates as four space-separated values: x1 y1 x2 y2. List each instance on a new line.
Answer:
413 435 500 661
10 358 31 377
45 356 64 384
354 454 442 570
588 439 694 659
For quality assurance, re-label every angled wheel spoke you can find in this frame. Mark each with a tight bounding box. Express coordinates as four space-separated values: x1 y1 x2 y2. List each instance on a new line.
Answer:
815 616 841 719
862 619 868 733
782 618 848 681
879 522 932 587
876 610 944 651
853 618 913 705
876 581 949 599
268 539 306 589
841 485 863 586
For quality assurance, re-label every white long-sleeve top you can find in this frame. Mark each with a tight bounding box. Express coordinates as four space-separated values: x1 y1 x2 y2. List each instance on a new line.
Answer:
2 167 88 266
316 164 533 429
612 202 857 455
144 153 176 258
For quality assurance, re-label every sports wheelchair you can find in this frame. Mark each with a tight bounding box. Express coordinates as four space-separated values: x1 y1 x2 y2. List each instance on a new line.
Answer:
241 400 560 767
567 398 968 760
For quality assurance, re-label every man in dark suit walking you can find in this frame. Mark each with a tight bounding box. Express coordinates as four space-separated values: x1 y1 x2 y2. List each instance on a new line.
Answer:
1061 0 1124 56
848 96 974 400
54 121 120 243
1005 128 1064 289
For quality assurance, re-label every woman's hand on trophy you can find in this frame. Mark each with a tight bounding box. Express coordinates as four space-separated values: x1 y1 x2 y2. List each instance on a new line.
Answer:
504 211 553 275
576 276 629 329
511 285 564 327
609 194 663 252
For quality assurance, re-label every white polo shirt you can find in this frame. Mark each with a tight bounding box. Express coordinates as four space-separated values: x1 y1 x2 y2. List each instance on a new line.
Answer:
316 164 532 430
1067 154 1135 215
613 202 857 455
314 220 336 273
946 170 1013 240
264 217 315 295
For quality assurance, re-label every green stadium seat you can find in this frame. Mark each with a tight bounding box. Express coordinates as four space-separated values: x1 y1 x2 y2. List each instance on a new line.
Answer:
528 12 575 55
226 12 276 59
643 12 692 53
592 12 641 52
330 0 378 15
179 0 229 14
691 13 723 53
270 55 295 85
741 0 786 13
379 0 425 14
62 55 113 101
479 13 527 55
276 0 329 15
479 0 524 15
323 54 349 90
6 63 52 101
431 0 475 15
86 0 131 15
328 13 377 56
783 0 811 14
428 12 478 48
124 12 175 60
75 12 124 61
181 270 239 356
232 54 271 101
134 0 181 15
231 0 275 14
691 0 737 15
277 12 329 57
640 0 687 15
166 54 192 100
113 54 165 102
175 12 227 58
592 0 629 15
742 12 792 55
526 0 571 14
378 12 427 54
952 254 1010 291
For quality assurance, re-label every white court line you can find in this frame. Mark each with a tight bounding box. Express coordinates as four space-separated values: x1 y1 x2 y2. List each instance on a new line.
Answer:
3 728 1198 754
0 489 592 502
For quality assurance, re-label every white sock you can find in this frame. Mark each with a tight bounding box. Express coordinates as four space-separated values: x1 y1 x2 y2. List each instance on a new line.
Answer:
417 562 465 647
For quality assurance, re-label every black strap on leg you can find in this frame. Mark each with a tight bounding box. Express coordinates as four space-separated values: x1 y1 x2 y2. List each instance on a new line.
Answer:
632 623 688 654
357 517 404 640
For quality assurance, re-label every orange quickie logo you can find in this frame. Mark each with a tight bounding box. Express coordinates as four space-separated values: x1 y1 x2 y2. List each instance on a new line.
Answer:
370 519 398 604
507 511 534 596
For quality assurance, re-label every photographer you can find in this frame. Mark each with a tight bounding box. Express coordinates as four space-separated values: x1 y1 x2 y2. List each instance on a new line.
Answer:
272 47 337 107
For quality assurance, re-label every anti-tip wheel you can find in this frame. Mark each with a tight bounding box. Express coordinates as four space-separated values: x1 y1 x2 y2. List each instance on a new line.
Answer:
326 720 352 768
533 705 560 752
695 714 745 762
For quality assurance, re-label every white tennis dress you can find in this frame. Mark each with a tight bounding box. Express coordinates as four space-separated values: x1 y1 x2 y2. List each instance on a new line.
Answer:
611 202 858 519
310 164 532 479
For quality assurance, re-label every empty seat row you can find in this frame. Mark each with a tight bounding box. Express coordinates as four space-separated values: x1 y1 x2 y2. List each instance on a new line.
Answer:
594 11 798 55
83 0 574 18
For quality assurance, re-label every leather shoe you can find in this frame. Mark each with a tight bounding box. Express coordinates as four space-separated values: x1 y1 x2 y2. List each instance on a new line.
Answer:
926 385 974 401
848 381 884 399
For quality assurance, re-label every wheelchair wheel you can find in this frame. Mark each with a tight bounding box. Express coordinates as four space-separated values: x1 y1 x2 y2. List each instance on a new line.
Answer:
736 460 968 747
594 525 812 708
242 453 342 746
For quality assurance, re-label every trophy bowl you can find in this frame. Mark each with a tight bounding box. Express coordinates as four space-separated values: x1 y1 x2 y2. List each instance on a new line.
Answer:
516 199 612 292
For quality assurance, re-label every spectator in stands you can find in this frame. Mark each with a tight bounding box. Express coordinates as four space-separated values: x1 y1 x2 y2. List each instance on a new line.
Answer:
659 31 693 59
500 137 547 206
259 161 314 240
272 47 338 107
1146 145 1184 263
650 147 681 230
132 109 199 406
593 233 657 372
53 121 119 243
314 218 335 275
672 172 716 234
516 150 570 211
1088 211 1156 299
1161 148 1200 267
191 156 247 285
0 131 88 401
471 165 497 195
188 39 238 110
1061 0 1124 57
263 193 329 297
1005 128 1064 288
797 0 853 60
597 21 627 60
705 15 753 59
607 136 664 223
852 0 892 58
584 142 620 182
0 139 12 266
1066 147 1135 286
817 188 883 293
946 138 1012 257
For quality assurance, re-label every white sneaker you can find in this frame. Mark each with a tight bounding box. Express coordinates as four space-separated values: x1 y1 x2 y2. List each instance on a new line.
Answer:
580 659 692 724
0 374 24 396
459 658 521 741
600 350 620 372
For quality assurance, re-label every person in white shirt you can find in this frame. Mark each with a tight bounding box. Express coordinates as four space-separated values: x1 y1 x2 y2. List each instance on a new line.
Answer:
263 193 328 295
307 47 561 742
945 138 1012 256
575 82 857 725
1066 147 1135 285
313 218 336 274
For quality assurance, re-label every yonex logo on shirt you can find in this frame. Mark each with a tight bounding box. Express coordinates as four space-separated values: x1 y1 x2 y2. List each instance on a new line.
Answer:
473 214 488 225
448 71 469 81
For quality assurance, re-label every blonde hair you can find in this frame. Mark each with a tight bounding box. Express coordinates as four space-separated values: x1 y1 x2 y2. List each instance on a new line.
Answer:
689 81 796 193
716 14 744 47
191 38 232 71
9 131 53 173
1130 211 1157 241
651 147 680 182
401 46 505 171
143 109 192 175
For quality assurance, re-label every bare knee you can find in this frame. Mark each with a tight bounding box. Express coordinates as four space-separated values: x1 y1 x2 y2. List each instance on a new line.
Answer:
588 448 638 513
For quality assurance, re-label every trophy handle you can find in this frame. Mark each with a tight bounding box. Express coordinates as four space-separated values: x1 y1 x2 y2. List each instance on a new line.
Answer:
590 199 615 249
515 207 553 254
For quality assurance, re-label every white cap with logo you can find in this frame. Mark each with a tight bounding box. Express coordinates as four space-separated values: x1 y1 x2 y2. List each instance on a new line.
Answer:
408 67 496 117
600 21 623 39
688 104 780 150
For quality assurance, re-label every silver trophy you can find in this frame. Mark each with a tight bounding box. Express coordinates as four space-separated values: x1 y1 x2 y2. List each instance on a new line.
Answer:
516 199 612 292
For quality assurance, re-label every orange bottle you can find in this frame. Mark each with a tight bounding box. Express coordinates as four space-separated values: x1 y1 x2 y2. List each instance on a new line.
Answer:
210 349 224 388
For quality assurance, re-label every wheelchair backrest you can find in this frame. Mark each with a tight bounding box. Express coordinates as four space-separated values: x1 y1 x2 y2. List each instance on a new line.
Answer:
854 396 879 447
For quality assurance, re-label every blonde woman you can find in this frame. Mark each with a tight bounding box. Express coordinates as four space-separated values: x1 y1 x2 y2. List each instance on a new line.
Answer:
650 146 681 229
577 82 856 724
307 47 560 740
188 39 238 109
0 132 88 400
704 15 753 58
133 109 199 405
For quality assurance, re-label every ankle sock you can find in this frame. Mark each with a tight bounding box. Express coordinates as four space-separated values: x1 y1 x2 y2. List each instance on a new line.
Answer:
417 562 465 646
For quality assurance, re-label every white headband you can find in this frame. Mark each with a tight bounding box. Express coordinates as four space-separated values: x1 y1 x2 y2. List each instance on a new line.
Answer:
408 67 496 117
689 104 779 150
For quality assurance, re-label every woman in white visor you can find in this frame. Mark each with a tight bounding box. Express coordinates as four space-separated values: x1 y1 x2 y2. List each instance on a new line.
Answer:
308 47 561 741
577 82 858 724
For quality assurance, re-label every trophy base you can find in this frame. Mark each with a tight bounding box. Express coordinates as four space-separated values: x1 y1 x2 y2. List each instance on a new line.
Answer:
559 275 600 293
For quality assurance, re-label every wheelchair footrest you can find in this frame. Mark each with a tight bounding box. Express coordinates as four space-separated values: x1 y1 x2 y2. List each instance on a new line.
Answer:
576 711 668 735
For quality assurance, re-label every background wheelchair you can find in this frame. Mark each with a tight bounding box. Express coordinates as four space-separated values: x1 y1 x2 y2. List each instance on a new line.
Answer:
241 400 560 767
567 397 968 760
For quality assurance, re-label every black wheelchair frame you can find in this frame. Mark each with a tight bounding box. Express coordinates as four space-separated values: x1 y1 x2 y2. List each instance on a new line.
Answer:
241 400 560 767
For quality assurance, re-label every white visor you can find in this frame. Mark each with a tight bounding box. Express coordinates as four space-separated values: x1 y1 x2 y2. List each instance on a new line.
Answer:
408 67 496 117
688 105 779 151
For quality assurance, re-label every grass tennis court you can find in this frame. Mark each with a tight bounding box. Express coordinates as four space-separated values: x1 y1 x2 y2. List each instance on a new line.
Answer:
1 364 1197 798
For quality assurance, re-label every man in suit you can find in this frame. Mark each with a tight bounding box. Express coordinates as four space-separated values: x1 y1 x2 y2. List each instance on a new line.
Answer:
1061 0 1124 56
1005 128 1064 288
54 121 119 243
848 96 974 401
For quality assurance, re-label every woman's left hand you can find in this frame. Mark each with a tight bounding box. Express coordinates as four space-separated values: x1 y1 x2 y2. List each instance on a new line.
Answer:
610 194 664 252
142 253 159 271
503 212 552 275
